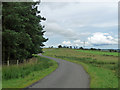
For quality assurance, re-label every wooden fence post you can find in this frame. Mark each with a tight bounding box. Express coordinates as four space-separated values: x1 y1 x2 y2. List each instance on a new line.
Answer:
17 60 19 66
7 60 9 66
36 58 37 63
24 59 26 63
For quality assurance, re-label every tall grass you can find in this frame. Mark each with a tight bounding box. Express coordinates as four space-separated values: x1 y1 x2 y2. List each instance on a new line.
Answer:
2 56 55 80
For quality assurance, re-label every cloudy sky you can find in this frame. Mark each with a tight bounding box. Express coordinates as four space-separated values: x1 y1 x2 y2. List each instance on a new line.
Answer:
38 1 118 49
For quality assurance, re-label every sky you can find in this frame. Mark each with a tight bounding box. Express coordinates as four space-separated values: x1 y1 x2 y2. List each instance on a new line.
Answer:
38 0 118 49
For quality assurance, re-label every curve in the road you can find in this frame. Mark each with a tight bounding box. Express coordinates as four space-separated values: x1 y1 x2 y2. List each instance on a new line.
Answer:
27 54 90 88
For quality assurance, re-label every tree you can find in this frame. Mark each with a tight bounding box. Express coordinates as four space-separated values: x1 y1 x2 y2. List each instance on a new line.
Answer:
58 45 62 48
90 48 96 50
98 48 101 51
51 46 53 48
66 46 69 48
79 47 83 50
2 2 48 63
63 46 66 48
70 46 72 49
74 46 78 49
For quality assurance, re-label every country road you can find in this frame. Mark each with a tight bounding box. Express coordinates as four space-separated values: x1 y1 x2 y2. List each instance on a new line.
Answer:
27 54 90 88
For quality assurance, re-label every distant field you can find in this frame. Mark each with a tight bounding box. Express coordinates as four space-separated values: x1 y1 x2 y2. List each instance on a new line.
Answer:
43 48 118 88
76 50 118 56
2 56 58 88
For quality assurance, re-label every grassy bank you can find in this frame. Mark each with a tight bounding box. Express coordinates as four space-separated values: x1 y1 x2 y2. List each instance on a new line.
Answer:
2 56 58 88
43 48 118 88
76 49 118 56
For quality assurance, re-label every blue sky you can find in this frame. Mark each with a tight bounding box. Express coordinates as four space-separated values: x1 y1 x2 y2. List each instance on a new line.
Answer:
38 1 118 49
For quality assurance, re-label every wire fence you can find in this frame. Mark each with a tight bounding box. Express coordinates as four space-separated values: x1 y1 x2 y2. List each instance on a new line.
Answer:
2 58 32 66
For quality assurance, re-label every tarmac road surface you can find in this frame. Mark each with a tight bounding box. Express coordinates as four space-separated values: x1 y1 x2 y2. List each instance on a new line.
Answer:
27 54 90 88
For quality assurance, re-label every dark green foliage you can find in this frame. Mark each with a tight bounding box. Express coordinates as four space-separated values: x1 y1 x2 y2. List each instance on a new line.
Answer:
79 47 83 50
2 2 48 63
58 45 62 48
90 48 97 50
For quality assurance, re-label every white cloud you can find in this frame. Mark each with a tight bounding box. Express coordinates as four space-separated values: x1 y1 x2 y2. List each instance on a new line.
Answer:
62 41 71 46
73 40 91 46
60 40 90 47
73 40 84 46
59 32 118 47
44 22 91 40
88 32 118 45
44 22 76 38
40 2 117 27
74 40 81 43
39 0 118 2
91 23 118 28
39 2 118 49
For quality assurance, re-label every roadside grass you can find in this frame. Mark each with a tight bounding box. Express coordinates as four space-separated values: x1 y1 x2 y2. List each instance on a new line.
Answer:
75 49 118 56
2 56 58 88
43 48 118 88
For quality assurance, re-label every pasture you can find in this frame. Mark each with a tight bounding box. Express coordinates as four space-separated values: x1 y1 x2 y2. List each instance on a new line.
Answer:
76 49 118 56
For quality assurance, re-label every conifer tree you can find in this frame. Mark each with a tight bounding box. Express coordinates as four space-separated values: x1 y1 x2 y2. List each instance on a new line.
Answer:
2 2 48 63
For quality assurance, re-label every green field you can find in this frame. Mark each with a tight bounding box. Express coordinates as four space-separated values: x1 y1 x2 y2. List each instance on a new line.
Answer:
43 48 118 88
2 56 58 88
76 49 118 56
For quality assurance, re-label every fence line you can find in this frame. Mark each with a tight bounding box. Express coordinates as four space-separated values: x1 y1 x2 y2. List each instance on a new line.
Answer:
2 59 27 66
2 57 37 66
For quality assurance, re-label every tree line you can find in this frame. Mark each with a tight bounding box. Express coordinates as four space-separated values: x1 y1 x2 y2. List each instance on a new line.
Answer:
49 45 118 52
2 2 48 63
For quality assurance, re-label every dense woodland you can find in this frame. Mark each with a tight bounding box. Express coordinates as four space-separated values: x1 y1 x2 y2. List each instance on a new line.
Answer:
2 2 48 63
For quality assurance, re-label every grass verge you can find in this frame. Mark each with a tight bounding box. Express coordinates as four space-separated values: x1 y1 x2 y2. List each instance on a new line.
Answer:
2 56 58 88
